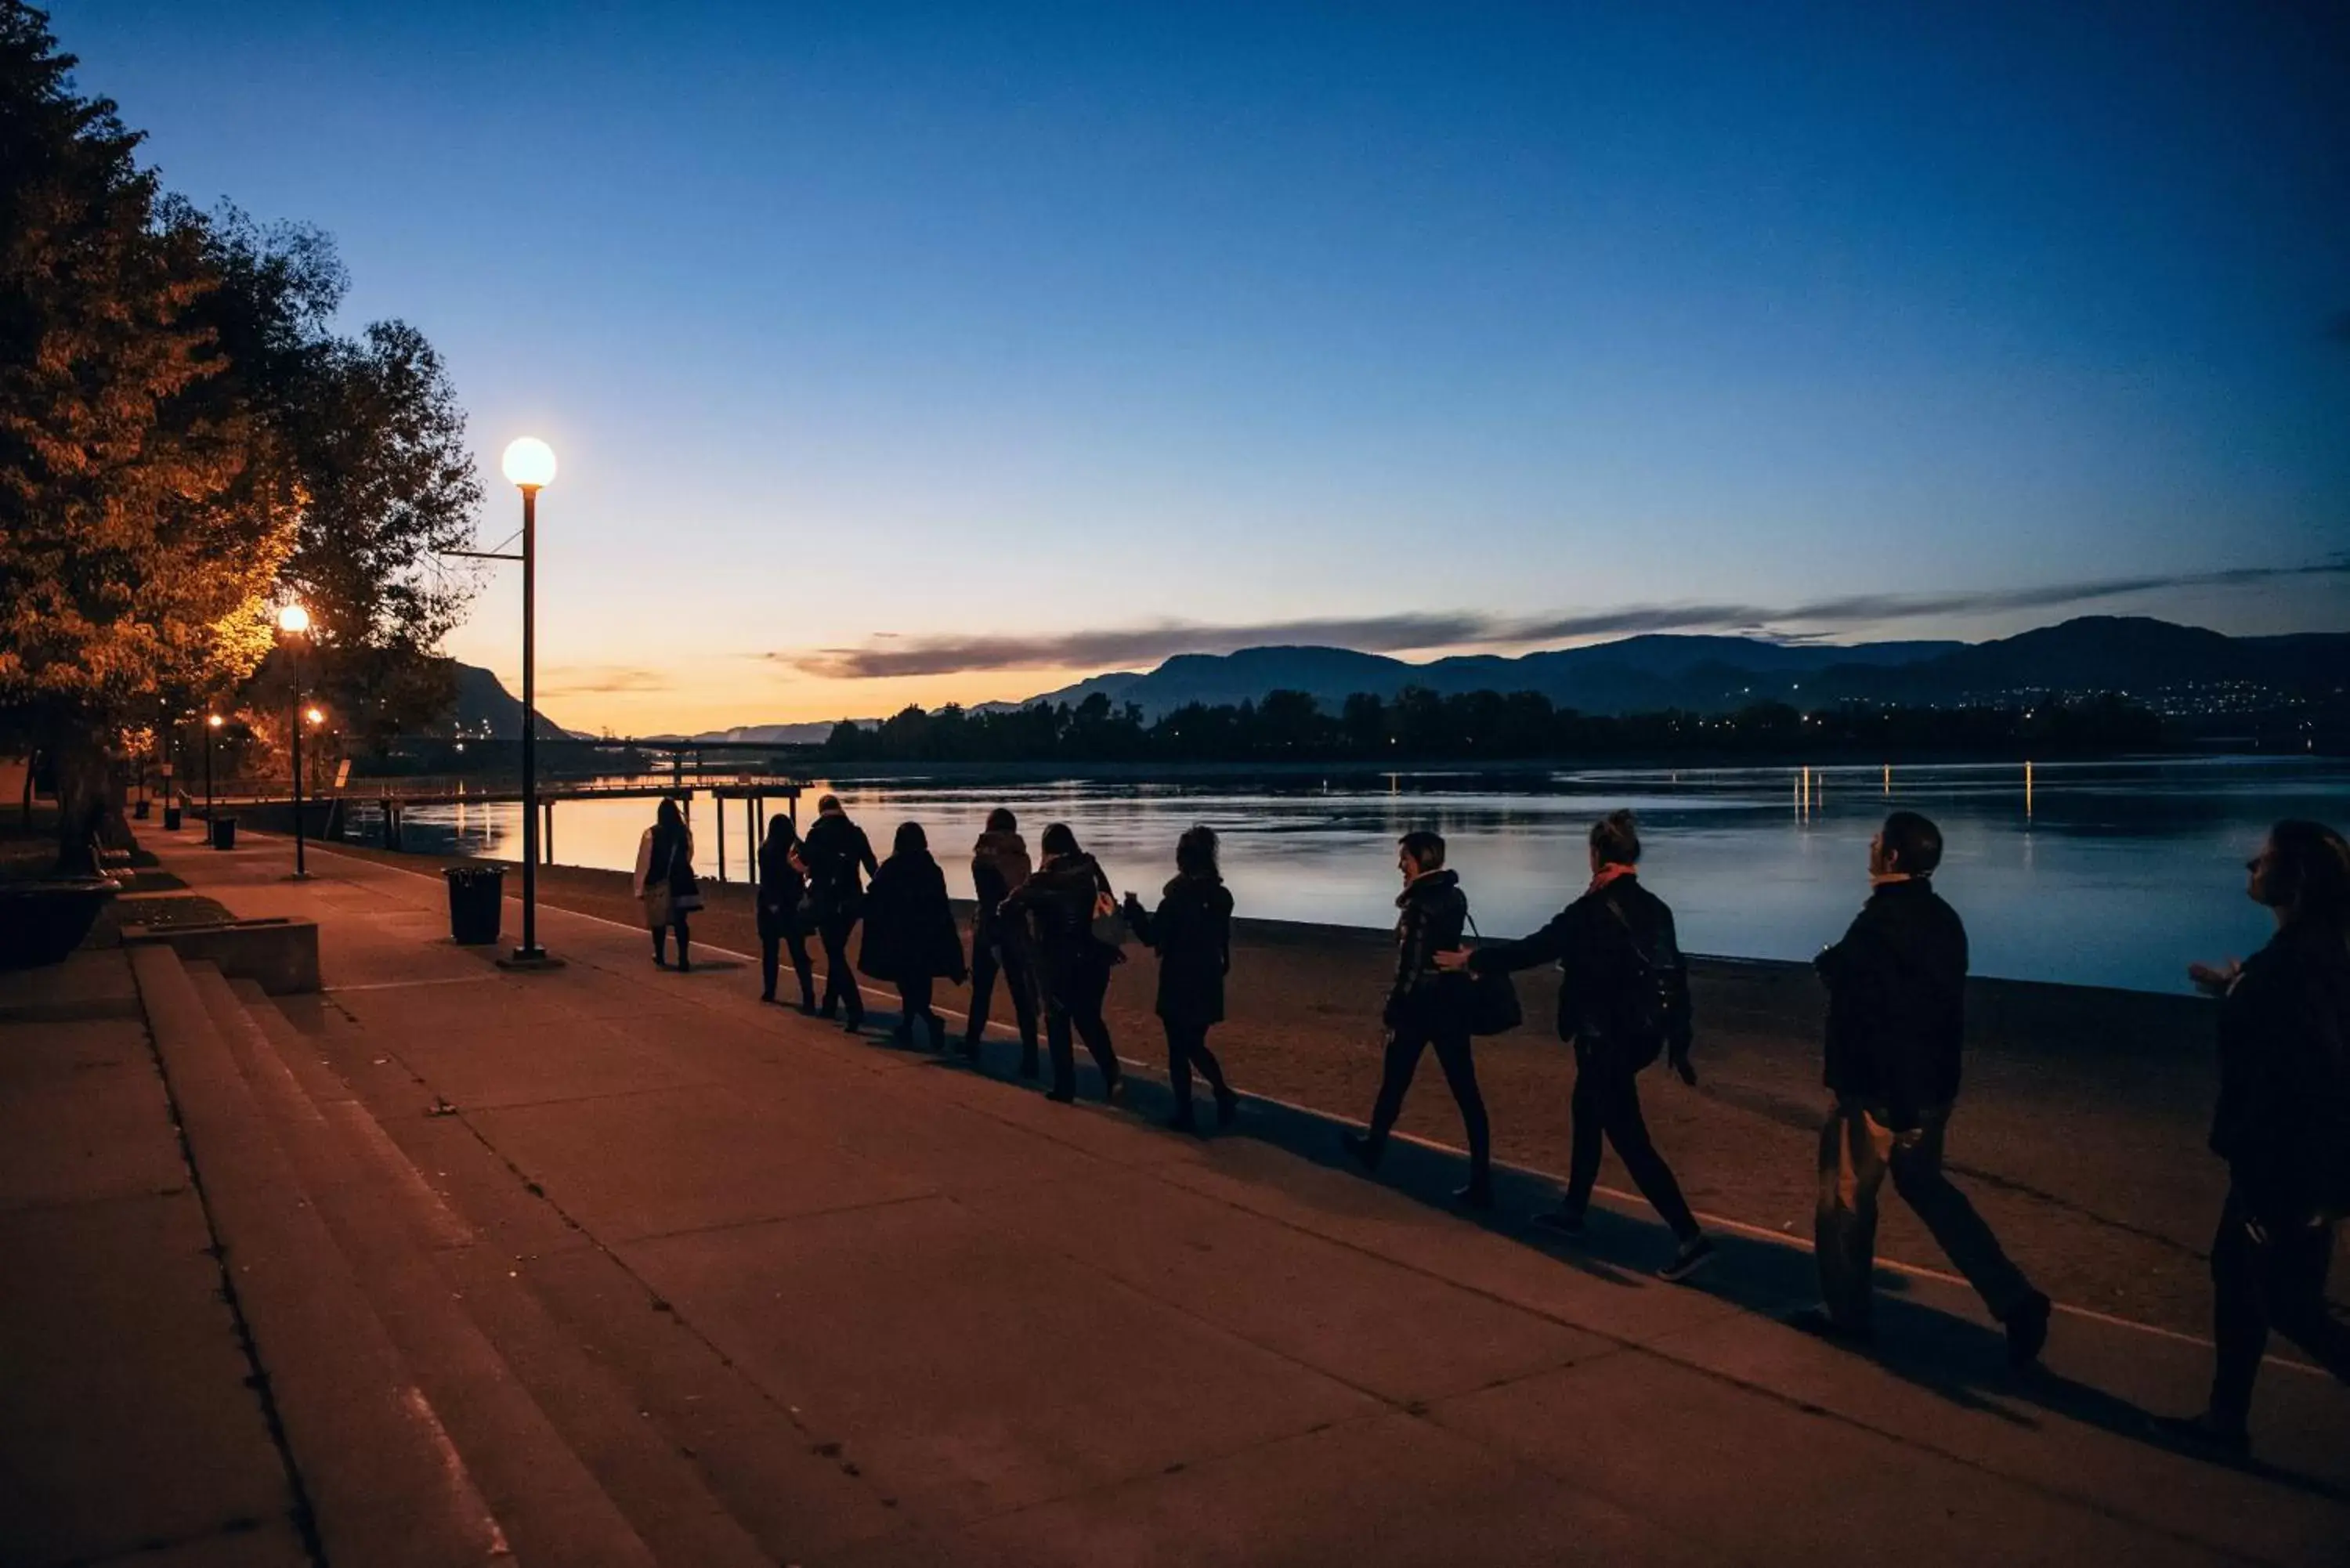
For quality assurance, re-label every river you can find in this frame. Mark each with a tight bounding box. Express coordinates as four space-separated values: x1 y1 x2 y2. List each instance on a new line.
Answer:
347 756 2347 995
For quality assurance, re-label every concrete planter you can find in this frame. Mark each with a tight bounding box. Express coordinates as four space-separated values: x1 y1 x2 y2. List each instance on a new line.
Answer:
0 879 120 970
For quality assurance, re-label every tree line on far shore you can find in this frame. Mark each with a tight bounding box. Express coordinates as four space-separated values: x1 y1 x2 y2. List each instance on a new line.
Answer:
0 2 479 866
818 687 2166 766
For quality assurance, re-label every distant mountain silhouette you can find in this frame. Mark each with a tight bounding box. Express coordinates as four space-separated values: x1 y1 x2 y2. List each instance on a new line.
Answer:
446 661 585 740
992 617 2345 720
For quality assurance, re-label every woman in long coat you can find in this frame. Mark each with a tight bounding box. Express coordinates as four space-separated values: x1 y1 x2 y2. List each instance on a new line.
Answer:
859 822 967 1050
631 797 701 970
756 814 815 1010
1124 825 1238 1133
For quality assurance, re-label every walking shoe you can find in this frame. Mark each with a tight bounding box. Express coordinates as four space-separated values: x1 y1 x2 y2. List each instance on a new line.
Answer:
1166 1108 1200 1136
1018 1055 1041 1081
958 1035 982 1060
1101 1073 1126 1105
2149 1411 2251 1460
1658 1234 1717 1284
2005 1292 2052 1369
1213 1087 1239 1129
1452 1180 1495 1210
1339 1130 1380 1172
1045 1087 1076 1104
1784 1306 1874 1346
1530 1206 1587 1239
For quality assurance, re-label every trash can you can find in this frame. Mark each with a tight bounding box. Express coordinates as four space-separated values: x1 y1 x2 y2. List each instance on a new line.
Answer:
210 817 237 850
132 798 150 819
163 804 183 831
445 864 504 945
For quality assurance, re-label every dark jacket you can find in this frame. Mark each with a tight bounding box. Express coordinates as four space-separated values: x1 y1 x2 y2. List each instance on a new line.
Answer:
2211 923 2350 1214
647 819 695 894
970 829 1032 945
1128 873 1233 1026
1003 851 1115 999
801 811 877 917
1387 869 1470 1031
754 834 808 940
859 849 967 984
1471 873 1691 1067
1815 877 1968 1130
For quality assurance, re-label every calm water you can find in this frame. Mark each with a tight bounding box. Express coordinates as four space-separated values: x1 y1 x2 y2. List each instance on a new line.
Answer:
352 758 2348 995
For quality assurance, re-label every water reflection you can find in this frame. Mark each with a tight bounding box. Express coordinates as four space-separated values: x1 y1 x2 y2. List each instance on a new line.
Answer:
352 757 2347 995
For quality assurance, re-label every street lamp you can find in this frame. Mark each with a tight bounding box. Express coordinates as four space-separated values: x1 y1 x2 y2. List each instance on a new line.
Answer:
278 604 311 876
205 714 222 846
501 436 557 966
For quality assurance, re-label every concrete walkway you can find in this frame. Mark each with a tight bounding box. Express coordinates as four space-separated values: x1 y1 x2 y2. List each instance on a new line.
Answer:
12 821 2348 1566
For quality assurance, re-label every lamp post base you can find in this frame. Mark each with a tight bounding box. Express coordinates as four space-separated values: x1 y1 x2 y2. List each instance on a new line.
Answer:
497 947 565 971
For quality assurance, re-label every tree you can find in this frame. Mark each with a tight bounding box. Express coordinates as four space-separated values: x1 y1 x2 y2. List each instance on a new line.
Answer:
0 3 294 869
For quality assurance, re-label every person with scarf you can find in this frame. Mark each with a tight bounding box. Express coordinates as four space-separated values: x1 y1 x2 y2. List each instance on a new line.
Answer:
755 813 815 1010
964 807 1041 1072
2159 819 2350 1457
859 821 968 1051
1444 809 1712 1280
1123 825 1239 1134
631 797 701 970
1791 810 2052 1364
1341 830 1491 1207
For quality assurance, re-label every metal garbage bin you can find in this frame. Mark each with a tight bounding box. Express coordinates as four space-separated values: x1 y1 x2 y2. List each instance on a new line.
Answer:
445 864 504 945
210 817 237 850
163 804 183 831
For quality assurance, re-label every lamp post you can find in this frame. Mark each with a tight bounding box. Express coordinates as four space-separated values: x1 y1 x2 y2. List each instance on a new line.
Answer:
278 605 311 876
205 713 222 845
501 437 557 966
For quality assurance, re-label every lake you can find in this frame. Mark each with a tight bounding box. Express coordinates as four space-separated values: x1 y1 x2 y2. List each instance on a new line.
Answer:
350 757 2348 995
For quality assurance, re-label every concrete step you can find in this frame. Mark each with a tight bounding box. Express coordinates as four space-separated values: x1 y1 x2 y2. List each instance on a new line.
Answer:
218 977 776 1568
126 945 508 1568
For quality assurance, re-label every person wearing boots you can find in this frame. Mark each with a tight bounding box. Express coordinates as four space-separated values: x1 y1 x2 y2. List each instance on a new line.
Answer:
632 797 700 971
755 813 816 1010
1002 822 1124 1105
800 793 877 1029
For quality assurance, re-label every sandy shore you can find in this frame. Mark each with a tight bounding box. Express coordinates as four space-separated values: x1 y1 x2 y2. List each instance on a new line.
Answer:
317 840 2345 1341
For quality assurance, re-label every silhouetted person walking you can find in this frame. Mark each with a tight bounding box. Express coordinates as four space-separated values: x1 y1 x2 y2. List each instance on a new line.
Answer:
861 822 967 1051
965 807 1041 1073
632 797 701 970
2159 820 2350 1457
1448 810 1712 1278
755 813 815 1010
1003 822 1124 1105
801 793 877 1029
1342 831 1492 1207
1794 810 2052 1364
1125 825 1238 1134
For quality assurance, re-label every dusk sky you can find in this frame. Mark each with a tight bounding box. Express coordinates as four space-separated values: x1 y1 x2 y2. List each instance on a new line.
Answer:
65 1 2350 735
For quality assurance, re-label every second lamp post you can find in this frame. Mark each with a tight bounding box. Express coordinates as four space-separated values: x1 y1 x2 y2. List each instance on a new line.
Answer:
501 437 558 966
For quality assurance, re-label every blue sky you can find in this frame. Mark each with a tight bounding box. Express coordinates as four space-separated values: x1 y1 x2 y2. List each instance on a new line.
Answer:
62 1 2350 730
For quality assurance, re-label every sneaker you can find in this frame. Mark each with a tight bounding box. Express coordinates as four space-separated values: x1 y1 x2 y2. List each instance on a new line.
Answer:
1784 1306 1874 1346
1531 1206 1587 1239
1658 1234 1717 1284
2149 1411 2251 1460
1339 1130 1380 1172
2005 1292 2052 1369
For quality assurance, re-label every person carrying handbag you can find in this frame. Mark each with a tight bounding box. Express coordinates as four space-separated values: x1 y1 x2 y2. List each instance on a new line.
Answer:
756 813 816 1010
634 797 702 971
1001 822 1125 1106
1340 830 1493 1209
1443 810 1714 1281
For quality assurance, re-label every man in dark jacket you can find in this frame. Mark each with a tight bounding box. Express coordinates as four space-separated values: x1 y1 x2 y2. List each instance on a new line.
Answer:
1341 831 1492 1207
1795 811 2051 1364
2160 820 2350 1457
1448 810 1712 1279
800 794 877 1030
964 808 1040 1073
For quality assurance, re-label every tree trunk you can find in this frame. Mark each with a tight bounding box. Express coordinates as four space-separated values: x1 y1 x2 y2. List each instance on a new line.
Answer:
51 724 124 877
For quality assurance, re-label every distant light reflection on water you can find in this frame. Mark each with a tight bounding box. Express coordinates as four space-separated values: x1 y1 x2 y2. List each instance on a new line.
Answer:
359 757 2347 995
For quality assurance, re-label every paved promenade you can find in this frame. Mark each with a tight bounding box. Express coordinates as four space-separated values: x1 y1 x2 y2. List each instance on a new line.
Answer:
6 823 2348 1566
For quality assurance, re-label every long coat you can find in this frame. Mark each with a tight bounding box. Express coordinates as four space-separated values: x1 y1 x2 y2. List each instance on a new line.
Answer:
1003 851 1117 1006
859 849 967 984
1128 873 1233 1026
755 835 808 941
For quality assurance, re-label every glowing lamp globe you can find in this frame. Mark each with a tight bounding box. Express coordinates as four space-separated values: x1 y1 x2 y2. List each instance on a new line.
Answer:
207 714 224 729
306 707 324 725
501 437 557 490
277 604 310 635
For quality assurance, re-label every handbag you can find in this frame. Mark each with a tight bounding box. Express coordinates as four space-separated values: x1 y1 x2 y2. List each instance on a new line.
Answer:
672 873 704 915
1462 913 1523 1037
1090 887 1128 948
